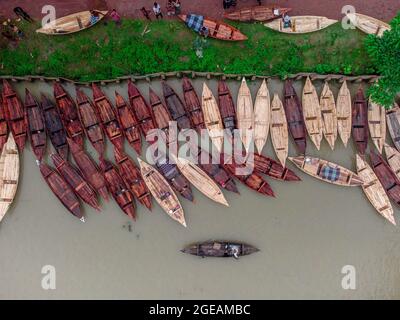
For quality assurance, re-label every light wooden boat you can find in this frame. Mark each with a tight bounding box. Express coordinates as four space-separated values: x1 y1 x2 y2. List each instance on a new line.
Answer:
356 154 395 225
368 99 386 154
253 80 270 154
0 135 19 222
289 155 363 186
270 94 288 167
347 13 390 37
320 82 338 150
237 78 254 153
384 144 400 181
138 158 186 227
264 16 337 34
336 80 352 147
36 10 108 35
201 83 224 153
302 77 323 150
386 104 400 152
173 155 229 207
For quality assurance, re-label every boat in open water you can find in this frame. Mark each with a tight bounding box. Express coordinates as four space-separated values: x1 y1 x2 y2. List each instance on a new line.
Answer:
182 241 259 258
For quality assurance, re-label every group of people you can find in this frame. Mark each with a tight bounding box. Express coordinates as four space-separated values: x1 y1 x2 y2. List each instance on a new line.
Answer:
141 1 182 21
88 9 121 27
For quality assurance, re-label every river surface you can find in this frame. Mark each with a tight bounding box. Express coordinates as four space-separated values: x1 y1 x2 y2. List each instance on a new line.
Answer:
0 77 399 299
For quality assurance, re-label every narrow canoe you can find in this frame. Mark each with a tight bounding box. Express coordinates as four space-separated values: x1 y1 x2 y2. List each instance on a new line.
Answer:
138 158 186 227
182 77 205 131
301 77 323 150
224 5 291 22
178 14 247 41
336 80 352 147
386 104 400 151
265 16 337 34
384 143 400 181
237 78 254 154
368 99 386 154
182 241 259 258
202 83 224 153
253 79 270 154
0 92 9 153
0 135 19 222
356 154 395 225
347 13 390 37
283 80 307 154
149 87 172 145
289 156 363 186
40 94 68 159
270 94 288 167
252 153 300 181
36 10 108 35
352 87 369 155
217 80 237 134
25 89 46 161
320 82 338 150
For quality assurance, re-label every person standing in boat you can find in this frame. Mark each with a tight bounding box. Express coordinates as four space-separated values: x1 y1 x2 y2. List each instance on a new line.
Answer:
153 2 163 19
282 13 292 28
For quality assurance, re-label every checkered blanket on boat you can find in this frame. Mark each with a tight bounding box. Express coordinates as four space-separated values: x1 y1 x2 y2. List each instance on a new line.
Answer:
186 14 204 33
321 166 340 182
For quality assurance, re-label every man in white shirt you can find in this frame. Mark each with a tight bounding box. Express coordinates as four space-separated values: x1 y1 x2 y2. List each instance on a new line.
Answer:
153 2 163 19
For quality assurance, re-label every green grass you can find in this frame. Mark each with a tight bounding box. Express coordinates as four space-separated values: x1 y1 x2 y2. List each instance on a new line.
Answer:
0 19 376 82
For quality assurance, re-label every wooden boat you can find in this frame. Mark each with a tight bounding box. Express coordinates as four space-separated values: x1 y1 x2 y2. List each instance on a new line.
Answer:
100 159 136 220
53 82 84 146
386 104 400 152
114 148 152 210
36 10 108 35
384 144 400 181
51 153 100 211
114 91 142 154
138 158 186 227
283 80 307 154
149 88 172 144
370 150 400 207
162 81 192 130
270 94 288 166
356 154 395 225
253 79 270 154
252 153 300 181
301 77 323 150
202 83 224 153
178 14 247 41
289 156 363 186
173 155 229 206
91 83 124 151
336 80 352 147
236 78 254 153
2 79 26 152
217 80 236 134
67 137 109 201
352 87 369 155
0 92 8 153
265 16 337 34
40 94 68 159
182 77 205 131
224 5 291 22
368 99 386 154
347 13 390 37
0 135 19 222
182 241 259 258
25 89 46 161
75 88 105 157
38 162 83 221
320 82 338 150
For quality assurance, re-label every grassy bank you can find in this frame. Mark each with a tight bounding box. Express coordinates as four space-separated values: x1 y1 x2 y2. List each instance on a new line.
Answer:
0 19 375 82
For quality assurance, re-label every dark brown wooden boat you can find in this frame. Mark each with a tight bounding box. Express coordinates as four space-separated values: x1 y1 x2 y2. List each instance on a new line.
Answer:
2 79 27 152
0 92 8 153
51 153 100 211
114 148 152 210
352 87 369 155
91 83 124 151
67 137 109 201
38 161 83 221
182 77 205 131
114 91 142 154
100 159 136 220
252 153 301 181
53 82 84 146
182 241 259 258
24 89 46 161
75 88 105 157
283 80 307 154
386 104 400 151
149 87 172 144
224 5 291 22
217 80 237 134
370 150 400 206
162 81 192 130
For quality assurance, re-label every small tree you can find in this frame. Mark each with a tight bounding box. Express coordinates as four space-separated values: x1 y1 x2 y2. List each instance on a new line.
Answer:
365 13 400 108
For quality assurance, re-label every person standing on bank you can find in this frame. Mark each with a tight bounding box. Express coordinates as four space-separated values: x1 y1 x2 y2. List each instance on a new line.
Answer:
153 2 163 19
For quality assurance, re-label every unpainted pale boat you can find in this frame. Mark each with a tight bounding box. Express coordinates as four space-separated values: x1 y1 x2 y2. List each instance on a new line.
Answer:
217 80 236 134
224 5 291 22
252 153 300 181
270 94 288 167
386 104 400 152
0 135 19 222
347 13 390 37
202 83 224 153
36 10 108 35
237 78 254 153
149 88 172 145
0 92 9 153
352 87 369 155
368 99 386 154
253 79 270 154
138 158 186 227
384 144 400 181
265 16 337 34
289 156 363 186
182 77 205 131
356 154 395 225
320 82 338 150
182 241 259 258
336 80 352 147
302 77 323 150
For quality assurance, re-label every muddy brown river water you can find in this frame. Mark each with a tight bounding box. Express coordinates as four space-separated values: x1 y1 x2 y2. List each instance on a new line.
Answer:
0 77 399 299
